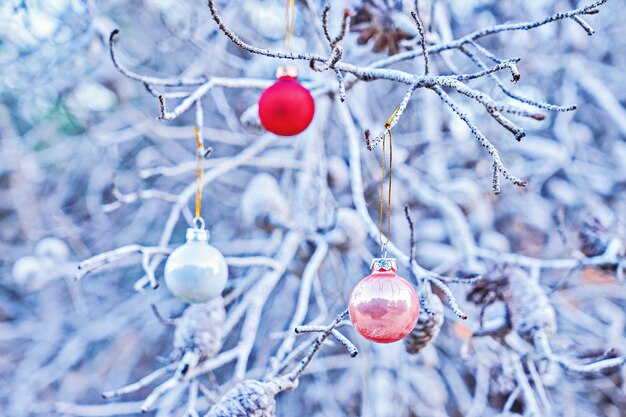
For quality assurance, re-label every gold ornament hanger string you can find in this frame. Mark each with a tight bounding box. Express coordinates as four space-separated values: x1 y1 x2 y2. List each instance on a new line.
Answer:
284 0 295 50
379 107 398 255
194 127 205 224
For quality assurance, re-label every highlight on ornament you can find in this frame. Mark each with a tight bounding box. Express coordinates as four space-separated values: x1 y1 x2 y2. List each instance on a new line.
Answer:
164 219 228 303
348 257 420 344
258 66 315 136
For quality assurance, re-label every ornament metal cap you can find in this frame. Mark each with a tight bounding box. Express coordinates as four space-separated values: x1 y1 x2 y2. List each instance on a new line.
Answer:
276 65 298 78
371 257 398 271
186 227 209 243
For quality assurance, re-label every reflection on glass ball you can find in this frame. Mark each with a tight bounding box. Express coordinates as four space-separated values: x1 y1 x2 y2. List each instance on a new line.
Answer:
348 259 419 343
164 228 228 303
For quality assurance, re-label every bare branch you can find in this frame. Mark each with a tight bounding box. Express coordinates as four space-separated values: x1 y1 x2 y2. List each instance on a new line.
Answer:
432 86 527 190
373 0 608 68
534 332 626 373
109 29 207 86
103 174 179 213
428 276 468 319
462 44 574 112
285 310 355 382
102 364 176 399
151 304 179 327
570 15 595 35
411 11 430 75
321 4 332 46
367 84 417 150
76 245 171 281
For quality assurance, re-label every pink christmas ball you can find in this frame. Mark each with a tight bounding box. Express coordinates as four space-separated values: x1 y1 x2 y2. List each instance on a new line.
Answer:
348 259 420 343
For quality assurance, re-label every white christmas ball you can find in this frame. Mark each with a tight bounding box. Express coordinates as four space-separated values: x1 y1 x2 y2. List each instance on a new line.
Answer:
164 228 228 303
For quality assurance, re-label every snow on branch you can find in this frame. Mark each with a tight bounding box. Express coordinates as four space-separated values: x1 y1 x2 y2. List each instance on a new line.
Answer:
207 0 608 192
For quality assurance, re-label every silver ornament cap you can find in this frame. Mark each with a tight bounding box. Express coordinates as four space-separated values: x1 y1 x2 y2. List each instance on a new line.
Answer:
276 65 298 78
370 257 398 272
164 227 228 303
186 227 209 242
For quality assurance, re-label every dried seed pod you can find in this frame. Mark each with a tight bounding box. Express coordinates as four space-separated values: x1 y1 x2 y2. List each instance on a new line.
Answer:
476 303 511 339
241 173 289 231
467 274 512 338
205 380 278 417
34 237 70 260
135 147 164 169
326 208 367 251
404 293 444 354
174 297 225 360
326 155 349 190
488 368 517 409
504 269 557 342
579 217 610 257
240 104 264 132
467 277 507 306
12 256 42 287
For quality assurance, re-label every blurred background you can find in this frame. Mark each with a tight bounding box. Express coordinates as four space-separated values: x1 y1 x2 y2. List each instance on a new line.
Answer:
1 0 625 416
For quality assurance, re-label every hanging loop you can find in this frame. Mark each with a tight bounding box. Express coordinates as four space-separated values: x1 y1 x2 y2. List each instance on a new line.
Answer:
380 244 388 260
192 216 205 230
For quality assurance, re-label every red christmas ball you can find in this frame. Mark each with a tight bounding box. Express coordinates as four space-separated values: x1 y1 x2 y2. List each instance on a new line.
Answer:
348 258 420 343
258 75 315 136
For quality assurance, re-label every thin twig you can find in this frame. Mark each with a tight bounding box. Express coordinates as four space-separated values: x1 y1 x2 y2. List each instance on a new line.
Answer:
76 245 171 281
404 205 417 268
102 364 176 399
411 11 430 75
371 0 608 68
428 276 468 319
285 310 354 382
109 29 207 86
151 304 179 326
432 86 527 190
367 84 418 150
570 15 595 35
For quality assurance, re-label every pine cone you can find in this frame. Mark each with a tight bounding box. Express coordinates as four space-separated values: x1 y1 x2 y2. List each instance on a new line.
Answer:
174 297 225 359
504 269 557 342
205 380 277 417
404 293 444 354
350 2 415 55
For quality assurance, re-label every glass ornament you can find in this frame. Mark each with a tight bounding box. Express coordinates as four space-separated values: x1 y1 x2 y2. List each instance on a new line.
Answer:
258 66 315 136
348 258 420 343
164 225 228 303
